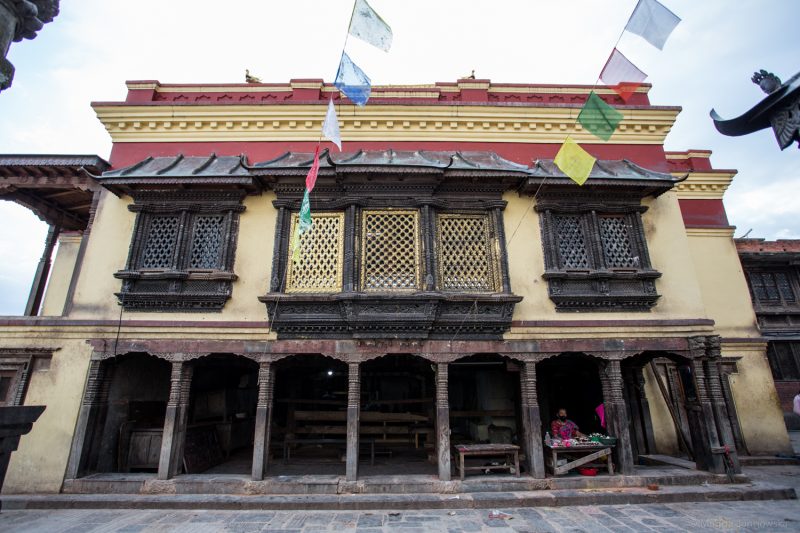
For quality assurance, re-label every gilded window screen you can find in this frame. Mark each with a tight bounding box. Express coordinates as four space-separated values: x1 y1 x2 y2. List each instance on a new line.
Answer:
599 216 638 268
286 212 345 293
139 215 180 269
553 214 590 269
361 210 421 291
436 214 499 291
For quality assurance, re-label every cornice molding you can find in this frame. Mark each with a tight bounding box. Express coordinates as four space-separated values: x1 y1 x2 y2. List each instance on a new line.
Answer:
93 103 679 144
685 226 736 238
674 171 736 199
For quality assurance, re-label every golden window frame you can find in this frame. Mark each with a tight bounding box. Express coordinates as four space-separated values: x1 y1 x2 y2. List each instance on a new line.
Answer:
360 209 422 292
285 212 345 293
435 213 501 292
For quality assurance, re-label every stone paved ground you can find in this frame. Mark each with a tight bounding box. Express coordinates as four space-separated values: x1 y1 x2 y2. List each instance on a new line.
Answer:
1 500 799 533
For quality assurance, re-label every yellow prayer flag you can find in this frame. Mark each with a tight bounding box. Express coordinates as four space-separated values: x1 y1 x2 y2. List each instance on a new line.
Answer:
291 227 302 263
554 137 596 186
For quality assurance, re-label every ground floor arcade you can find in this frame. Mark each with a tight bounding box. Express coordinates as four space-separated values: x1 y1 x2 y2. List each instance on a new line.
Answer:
64 335 744 488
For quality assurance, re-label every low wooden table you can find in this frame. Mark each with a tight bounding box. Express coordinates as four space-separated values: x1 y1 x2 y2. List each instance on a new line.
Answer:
454 444 520 481
545 442 614 476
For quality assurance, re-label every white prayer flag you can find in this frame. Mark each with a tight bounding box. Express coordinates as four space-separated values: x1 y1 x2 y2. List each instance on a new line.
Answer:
348 0 393 52
322 99 342 151
625 0 681 50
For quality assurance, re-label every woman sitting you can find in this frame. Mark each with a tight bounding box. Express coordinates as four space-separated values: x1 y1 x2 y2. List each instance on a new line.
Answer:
550 407 585 440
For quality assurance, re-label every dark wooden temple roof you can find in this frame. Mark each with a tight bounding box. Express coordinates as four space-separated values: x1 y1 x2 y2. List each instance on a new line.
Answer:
0 154 109 230
95 151 682 199
521 159 684 197
97 154 259 195
711 71 800 150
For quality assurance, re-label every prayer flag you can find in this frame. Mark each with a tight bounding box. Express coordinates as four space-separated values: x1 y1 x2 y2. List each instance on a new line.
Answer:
600 48 647 102
335 52 371 107
625 0 681 50
299 189 312 232
305 146 321 192
348 0 393 52
291 225 302 263
577 91 624 142
322 99 342 151
554 137 596 186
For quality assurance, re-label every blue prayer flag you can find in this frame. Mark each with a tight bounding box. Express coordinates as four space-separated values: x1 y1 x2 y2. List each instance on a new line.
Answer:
335 52 371 107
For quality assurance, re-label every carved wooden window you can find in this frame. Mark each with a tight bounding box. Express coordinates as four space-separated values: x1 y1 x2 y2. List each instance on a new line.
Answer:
540 207 659 311
747 270 796 306
599 215 639 269
115 190 244 311
286 212 345 293
767 342 800 381
436 213 500 292
361 210 421 291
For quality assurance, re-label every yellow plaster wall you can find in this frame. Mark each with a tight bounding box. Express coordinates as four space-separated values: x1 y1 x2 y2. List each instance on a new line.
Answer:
686 231 791 454
504 189 707 325
67 190 274 323
725 343 792 454
40 233 82 317
2 339 93 493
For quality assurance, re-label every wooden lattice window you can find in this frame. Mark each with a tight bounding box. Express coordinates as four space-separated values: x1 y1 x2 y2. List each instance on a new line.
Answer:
139 215 180 269
539 206 659 311
189 215 226 270
286 212 345 293
116 190 245 311
599 215 639 269
361 210 421 291
748 271 796 305
436 213 499 292
552 214 590 269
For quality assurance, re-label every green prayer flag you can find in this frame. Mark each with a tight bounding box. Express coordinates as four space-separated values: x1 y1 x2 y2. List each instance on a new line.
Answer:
299 189 312 232
577 91 624 141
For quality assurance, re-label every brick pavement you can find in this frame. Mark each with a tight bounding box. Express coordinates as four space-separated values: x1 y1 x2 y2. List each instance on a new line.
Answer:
1 500 800 533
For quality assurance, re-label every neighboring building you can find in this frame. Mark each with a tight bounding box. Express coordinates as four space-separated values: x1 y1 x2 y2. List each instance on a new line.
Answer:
0 78 791 495
736 238 800 419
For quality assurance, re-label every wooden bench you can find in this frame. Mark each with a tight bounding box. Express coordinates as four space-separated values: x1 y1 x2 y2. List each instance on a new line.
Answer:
454 443 520 481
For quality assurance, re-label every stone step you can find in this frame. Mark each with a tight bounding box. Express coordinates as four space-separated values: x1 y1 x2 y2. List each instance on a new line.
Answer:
3 481 795 511
61 469 748 496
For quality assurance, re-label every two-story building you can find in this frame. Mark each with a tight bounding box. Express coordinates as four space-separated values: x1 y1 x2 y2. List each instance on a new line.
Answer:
0 78 791 495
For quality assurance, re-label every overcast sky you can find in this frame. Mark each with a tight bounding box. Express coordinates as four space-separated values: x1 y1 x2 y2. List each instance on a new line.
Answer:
0 0 798 315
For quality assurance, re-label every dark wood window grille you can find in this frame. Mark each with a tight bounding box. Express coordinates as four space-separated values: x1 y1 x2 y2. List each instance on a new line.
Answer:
748 271 796 305
361 210 421 291
767 342 800 381
539 207 660 311
436 213 499 292
115 190 245 311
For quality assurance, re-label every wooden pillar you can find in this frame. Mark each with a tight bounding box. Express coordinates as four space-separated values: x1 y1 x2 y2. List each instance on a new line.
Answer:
720 361 749 455
158 360 192 480
345 361 360 481
705 339 741 473
600 359 635 475
435 362 451 481
633 366 656 455
25 224 59 316
252 360 274 481
520 361 545 478
63 191 101 315
65 358 112 479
